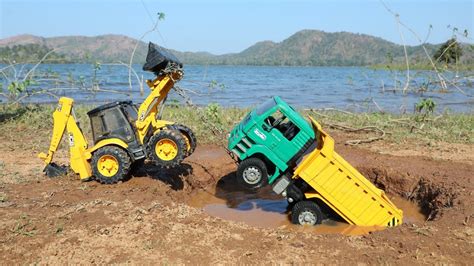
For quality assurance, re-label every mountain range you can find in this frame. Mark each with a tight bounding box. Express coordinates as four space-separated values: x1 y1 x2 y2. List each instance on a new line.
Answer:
0 30 473 66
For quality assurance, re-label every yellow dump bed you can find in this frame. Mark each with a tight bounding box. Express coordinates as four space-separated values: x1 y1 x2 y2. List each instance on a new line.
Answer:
293 117 403 227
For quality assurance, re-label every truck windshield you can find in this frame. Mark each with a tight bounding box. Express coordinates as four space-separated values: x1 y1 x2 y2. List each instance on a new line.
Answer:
255 98 277 116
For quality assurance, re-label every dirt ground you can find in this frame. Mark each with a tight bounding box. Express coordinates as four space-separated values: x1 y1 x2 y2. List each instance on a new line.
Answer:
0 131 473 264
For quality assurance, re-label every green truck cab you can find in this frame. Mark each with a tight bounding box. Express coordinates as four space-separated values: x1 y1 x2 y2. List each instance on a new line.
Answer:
228 96 314 188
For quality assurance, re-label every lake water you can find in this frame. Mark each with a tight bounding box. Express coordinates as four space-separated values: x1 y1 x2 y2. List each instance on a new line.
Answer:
1 64 473 113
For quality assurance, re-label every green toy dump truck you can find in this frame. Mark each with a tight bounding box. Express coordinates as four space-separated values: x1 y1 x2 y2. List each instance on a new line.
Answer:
227 96 403 227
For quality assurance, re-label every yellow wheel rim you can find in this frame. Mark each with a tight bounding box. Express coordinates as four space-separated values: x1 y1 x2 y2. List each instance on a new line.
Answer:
155 138 178 161
97 155 119 177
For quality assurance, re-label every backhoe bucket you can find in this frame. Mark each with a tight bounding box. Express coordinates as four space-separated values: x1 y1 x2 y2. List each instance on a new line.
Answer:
43 163 68 177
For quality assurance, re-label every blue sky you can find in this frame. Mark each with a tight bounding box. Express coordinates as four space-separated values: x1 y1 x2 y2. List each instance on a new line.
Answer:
0 0 473 54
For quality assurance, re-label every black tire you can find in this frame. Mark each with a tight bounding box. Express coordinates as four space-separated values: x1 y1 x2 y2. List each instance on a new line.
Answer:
286 201 296 212
169 124 197 157
291 201 323 226
236 157 268 190
147 129 187 168
91 146 131 184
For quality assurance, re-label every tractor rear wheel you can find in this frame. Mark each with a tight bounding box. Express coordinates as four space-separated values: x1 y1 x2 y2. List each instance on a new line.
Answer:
91 146 131 184
147 129 187 168
291 201 323 226
169 124 197 157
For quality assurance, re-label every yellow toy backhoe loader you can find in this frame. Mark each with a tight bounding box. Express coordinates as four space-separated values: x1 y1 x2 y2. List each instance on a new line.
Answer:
39 43 196 184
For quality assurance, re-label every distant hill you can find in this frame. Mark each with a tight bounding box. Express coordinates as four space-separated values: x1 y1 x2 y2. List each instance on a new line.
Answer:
1 30 473 66
0 34 148 63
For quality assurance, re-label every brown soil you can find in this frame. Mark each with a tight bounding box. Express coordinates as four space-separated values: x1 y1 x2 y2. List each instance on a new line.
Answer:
0 138 473 264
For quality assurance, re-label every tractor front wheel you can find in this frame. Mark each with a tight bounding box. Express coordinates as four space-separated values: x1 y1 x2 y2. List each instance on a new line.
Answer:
236 157 268 190
91 146 131 184
147 129 187 168
169 124 197 157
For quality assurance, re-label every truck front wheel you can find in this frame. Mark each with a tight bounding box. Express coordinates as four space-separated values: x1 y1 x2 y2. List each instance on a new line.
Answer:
236 157 267 190
291 201 323 226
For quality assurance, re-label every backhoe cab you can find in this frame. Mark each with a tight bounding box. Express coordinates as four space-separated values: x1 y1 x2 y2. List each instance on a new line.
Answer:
87 101 145 160
39 42 196 184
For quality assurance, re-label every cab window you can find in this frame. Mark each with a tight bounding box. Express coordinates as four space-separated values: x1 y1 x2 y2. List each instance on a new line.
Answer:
102 108 134 142
91 115 105 141
264 110 300 141
263 109 285 129
123 105 138 124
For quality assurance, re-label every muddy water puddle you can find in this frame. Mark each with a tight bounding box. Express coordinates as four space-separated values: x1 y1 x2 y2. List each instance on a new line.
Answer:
188 186 426 235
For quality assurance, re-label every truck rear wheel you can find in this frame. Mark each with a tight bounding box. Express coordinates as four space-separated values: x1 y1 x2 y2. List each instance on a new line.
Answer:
291 201 323 226
236 157 267 190
92 146 131 184
147 129 187 168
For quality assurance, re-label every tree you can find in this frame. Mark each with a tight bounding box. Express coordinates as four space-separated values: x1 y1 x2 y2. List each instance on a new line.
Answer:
433 38 463 65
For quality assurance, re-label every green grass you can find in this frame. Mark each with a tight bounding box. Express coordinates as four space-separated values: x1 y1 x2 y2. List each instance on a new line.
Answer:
0 104 472 149
303 109 473 145
10 214 37 237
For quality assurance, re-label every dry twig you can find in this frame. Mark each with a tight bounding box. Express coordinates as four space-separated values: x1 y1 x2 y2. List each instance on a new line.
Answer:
327 123 386 145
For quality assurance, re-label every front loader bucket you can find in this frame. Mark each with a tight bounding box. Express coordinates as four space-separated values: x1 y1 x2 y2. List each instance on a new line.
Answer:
43 163 68 178
142 42 183 75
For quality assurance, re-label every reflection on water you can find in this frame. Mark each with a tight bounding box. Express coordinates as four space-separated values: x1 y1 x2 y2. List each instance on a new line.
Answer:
2 64 472 113
204 200 289 228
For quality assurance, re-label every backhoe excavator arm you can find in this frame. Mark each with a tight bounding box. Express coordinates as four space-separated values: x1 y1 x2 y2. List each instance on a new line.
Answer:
38 97 92 179
135 71 183 143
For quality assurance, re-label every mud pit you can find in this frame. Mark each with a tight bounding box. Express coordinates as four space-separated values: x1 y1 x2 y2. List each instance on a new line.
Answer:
187 184 425 234
0 140 473 264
